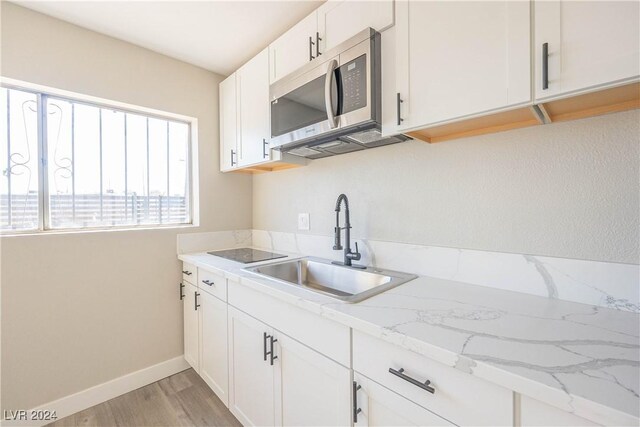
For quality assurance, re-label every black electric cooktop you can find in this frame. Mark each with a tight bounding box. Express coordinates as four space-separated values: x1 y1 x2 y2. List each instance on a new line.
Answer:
206 248 287 264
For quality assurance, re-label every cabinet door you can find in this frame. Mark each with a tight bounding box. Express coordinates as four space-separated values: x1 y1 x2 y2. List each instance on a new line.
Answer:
269 11 318 83
199 291 228 405
219 73 238 171
394 0 530 131
380 16 408 136
275 333 351 426
317 0 394 53
520 395 600 426
228 307 275 427
353 373 453 426
535 1 640 101
238 48 272 167
183 282 199 372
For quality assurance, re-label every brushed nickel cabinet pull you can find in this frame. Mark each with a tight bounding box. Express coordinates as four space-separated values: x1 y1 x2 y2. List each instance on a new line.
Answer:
542 43 549 90
353 381 362 423
396 93 404 126
389 367 435 394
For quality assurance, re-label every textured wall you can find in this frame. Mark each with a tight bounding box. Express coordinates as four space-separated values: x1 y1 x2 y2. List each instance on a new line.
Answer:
254 110 639 264
0 3 252 410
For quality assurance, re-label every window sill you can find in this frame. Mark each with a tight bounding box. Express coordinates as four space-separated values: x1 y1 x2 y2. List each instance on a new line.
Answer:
0 223 198 237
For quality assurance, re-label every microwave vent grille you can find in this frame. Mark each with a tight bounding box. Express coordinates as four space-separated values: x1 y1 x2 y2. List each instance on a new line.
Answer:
344 130 412 148
346 129 384 144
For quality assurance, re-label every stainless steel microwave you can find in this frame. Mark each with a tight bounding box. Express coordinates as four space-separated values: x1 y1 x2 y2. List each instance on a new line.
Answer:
270 28 409 159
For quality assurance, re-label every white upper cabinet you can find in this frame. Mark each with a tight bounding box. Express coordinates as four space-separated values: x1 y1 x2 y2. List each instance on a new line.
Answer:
385 0 531 134
269 11 318 83
270 1 395 83
237 48 273 167
220 49 293 172
219 73 238 171
534 1 640 101
380 25 403 137
317 0 394 53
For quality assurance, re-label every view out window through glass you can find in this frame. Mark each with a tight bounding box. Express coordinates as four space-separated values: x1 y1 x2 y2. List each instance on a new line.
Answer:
0 86 192 232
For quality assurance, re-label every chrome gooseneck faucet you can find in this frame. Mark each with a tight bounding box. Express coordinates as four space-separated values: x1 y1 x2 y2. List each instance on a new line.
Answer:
333 194 363 268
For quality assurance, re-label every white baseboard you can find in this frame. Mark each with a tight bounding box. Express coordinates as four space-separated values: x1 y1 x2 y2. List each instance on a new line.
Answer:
2 356 190 427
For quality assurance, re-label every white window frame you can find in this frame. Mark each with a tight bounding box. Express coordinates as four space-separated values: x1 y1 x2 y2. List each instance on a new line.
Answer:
0 77 200 235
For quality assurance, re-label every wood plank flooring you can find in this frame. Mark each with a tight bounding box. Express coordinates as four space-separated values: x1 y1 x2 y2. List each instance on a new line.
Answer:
47 369 241 427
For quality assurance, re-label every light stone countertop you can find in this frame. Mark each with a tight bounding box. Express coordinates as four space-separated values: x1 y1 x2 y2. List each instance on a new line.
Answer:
179 249 640 426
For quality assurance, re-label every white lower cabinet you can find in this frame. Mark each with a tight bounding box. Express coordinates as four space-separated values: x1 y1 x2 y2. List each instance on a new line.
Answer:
228 307 276 426
353 372 453 426
227 306 351 427
519 395 600 427
199 290 229 405
353 331 513 426
183 281 200 372
276 332 351 426
182 262 196 284
182 267 228 402
228 278 351 366
183 266 621 427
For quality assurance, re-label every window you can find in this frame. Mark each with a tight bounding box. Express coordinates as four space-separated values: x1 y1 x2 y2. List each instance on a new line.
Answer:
1 85 193 232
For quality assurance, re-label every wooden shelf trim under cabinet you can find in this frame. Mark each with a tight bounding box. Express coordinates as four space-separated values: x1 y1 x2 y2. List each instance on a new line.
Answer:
538 81 640 123
407 82 639 145
407 106 544 143
230 162 304 174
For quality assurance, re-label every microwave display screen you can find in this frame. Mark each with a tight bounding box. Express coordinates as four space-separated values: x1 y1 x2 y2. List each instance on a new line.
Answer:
337 54 367 115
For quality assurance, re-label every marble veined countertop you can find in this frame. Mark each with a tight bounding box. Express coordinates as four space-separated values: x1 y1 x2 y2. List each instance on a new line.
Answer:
179 250 640 426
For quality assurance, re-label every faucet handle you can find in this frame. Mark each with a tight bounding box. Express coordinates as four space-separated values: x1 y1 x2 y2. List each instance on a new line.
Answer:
351 242 362 261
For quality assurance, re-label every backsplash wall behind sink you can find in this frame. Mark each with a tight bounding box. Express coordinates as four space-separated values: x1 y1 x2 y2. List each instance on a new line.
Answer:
253 110 640 265
177 230 639 313
245 111 640 312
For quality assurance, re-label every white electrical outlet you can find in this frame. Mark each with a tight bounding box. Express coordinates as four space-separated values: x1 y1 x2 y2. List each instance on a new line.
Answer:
298 213 310 231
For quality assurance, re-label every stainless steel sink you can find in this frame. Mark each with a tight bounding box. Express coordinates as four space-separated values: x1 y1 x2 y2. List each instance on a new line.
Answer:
244 257 417 303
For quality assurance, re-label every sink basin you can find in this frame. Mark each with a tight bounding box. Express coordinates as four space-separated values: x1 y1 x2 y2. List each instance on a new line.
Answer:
244 257 417 303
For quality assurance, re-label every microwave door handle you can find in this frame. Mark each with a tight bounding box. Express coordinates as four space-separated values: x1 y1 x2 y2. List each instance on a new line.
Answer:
324 59 339 129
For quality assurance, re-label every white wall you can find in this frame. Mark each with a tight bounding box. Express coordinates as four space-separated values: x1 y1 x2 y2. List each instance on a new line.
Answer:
254 110 640 264
0 3 252 411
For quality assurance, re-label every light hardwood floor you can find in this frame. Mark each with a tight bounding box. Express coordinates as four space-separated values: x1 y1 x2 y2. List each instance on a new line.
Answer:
47 369 241 427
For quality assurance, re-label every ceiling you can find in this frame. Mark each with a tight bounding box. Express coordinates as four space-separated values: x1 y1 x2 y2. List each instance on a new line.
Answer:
13 0 323 76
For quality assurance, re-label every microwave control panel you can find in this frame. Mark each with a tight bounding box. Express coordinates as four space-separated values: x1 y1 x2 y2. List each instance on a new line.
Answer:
338 54 367 114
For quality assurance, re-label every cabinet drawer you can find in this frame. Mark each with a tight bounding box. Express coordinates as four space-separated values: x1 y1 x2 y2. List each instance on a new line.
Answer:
198 268 227 301
354 372 453 426
353 331 512 426
182 262 196 284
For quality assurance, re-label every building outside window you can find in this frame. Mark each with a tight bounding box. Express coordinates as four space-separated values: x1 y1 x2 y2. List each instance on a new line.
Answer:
0 85 194 232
